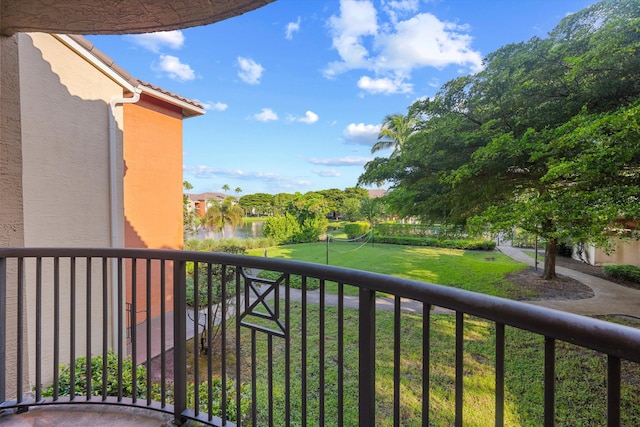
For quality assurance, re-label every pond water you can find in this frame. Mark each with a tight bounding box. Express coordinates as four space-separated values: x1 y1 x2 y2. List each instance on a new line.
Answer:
197 220 265 240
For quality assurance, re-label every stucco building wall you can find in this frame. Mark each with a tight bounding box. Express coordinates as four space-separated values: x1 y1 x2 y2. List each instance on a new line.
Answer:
577 238 640 268
123 94 184 321
18 33 126 384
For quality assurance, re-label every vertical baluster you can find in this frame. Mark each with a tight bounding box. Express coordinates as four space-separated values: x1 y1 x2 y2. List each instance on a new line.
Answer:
17 257 23 404
422 303 430 427
0 256 5 404
607 355 621 427
102 258 108 400
173 259 187 426
544 337 555 427
393 296 401 427
160 260 166 407
301 276 307 427
358 287 376 427
193 262 199 415
117 257 124 401
221 265 227 425
85 257 92 401
207 263 213 421
131 258 137 403
35 257 42 402
455 311 464 427
319 279 325 425
70 257 76 400
146 259 152 405
251 329 257 427
268 334 274 426
337 283 343 427
285 274 291 427
53 257 60 400
495 323 505 427
235 266 242 426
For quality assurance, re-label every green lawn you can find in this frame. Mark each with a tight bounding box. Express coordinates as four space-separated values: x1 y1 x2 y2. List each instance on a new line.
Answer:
237 305 640 426
248 242 528 298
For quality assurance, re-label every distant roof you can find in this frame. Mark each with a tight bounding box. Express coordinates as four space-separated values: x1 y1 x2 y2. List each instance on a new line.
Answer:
2 0 275 36
368 189 388 198
188 192 235 202
61 34 204 117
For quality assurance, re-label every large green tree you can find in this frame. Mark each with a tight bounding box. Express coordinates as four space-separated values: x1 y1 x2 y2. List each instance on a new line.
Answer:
359 0 640 279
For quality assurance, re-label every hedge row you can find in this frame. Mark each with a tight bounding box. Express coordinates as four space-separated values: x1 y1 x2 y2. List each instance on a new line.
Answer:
604 264 640 283
373 235 496 251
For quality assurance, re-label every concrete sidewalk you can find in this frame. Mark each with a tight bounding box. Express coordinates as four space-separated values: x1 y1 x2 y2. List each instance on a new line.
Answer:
498 245 640 317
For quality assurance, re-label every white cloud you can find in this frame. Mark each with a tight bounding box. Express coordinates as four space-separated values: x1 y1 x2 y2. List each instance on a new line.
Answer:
237 57 265 85
324 0 483 93
324 0 378 78
197 101 228 111
286 17 301 40
375 13 483 73
127 30 185 53
357 75 412 94
288 110 319 124
314 169 341 177
308 156 371 166
184 166 313 190
154 55 195 81
254 108 279 122
343 122 381 145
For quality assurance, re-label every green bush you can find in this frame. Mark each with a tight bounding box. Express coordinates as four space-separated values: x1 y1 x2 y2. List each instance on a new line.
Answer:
604 264 640 283
343 222 370 239
373 236 496 251
263 213 301 245
42 351 154 399
42 352 250 423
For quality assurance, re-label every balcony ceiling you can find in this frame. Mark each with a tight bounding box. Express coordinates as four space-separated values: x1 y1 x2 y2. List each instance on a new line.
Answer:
0 0 275 36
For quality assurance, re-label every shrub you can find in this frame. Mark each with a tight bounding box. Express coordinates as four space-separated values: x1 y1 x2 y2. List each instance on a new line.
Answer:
42 351 154 399
343 222 371 239
604 265 640 283
263 213 301 245
42 352 250 423
373 236 496 250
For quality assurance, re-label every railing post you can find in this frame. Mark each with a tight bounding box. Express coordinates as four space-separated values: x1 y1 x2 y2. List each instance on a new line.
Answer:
0 256 6 404
359 288 376 427
173 260 187 426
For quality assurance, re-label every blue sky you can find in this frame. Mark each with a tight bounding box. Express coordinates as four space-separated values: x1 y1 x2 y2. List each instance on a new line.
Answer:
88 0 597 196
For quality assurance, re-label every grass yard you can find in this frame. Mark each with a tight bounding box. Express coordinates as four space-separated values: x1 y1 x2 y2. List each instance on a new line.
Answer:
248 242 528 298
221 304 639 426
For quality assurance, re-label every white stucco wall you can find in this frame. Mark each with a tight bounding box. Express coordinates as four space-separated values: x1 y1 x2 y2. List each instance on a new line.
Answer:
577 238 640 268
18 33 126 385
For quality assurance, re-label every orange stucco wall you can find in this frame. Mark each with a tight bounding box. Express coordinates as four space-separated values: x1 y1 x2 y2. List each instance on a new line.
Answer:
123 93 184 321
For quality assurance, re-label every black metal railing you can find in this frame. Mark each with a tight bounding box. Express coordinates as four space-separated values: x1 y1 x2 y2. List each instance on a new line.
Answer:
1 247 639 426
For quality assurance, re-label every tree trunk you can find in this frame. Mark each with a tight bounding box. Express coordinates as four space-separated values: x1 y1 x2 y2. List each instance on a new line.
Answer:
543 237 558 280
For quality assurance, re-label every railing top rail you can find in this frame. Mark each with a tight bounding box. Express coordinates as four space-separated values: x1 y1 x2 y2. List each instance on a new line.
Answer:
2 247 640 362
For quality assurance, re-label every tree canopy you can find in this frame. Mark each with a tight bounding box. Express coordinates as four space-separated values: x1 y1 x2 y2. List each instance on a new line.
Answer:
359 0 640 279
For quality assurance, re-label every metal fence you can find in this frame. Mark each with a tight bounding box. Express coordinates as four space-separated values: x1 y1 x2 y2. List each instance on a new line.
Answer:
1 247 639 426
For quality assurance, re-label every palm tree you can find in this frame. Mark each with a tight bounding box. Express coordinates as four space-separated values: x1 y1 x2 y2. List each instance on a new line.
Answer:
234 187 242 195
201 196 244 238
370 113 416 157
221 184 230 193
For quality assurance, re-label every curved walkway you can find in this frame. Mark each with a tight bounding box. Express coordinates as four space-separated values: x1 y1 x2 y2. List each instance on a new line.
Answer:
498 245 640 317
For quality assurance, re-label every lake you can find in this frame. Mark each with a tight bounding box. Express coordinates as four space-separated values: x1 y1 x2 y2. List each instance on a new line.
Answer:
197 220 265 240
